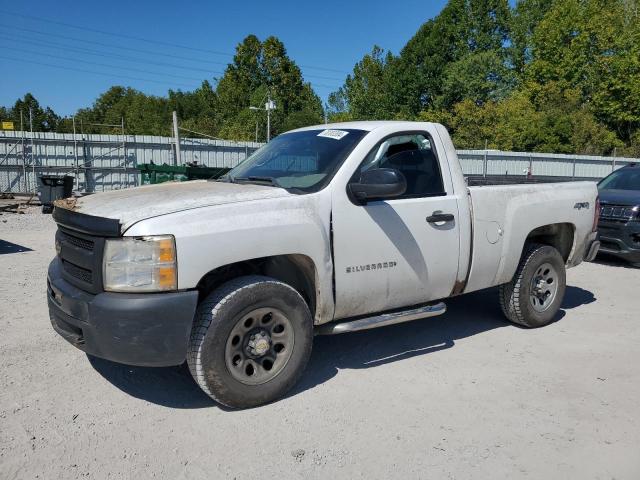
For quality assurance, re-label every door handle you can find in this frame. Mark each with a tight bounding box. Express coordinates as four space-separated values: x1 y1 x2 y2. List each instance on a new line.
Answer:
426 212 455 223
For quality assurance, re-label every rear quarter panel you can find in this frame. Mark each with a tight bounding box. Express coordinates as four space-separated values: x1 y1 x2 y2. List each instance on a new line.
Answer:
465 181 597 293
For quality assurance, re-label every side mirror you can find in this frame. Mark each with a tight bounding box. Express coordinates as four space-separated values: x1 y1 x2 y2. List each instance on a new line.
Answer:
349 168 407 203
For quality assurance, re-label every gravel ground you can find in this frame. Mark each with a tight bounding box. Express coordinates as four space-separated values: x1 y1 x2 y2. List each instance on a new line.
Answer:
1 210 639 479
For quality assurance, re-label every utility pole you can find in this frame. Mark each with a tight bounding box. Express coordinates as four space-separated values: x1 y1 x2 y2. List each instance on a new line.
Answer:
265 94 275 142
172 111 181 166
20 109 26 193
249 96 276 142
29 108 35 192
483 138 488 178
73 116 79 191
267 101 270 142
121 116 126 171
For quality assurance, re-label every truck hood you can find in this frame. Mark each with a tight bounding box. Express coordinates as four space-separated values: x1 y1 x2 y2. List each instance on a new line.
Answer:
598 188 640 206
54 180 292 231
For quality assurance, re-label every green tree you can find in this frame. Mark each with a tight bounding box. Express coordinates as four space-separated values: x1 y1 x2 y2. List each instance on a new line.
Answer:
527 0 640 141
331 0 513 117
438 50 515 107
4 93 60 131
327 46 399 120
215 35 323 140
73 86 171 135
509 0 556 75
421 82 621 154
169 80 219 137
216 35 264 128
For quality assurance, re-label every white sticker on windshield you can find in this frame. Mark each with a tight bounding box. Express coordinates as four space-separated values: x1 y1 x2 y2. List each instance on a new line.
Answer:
317 129 349 140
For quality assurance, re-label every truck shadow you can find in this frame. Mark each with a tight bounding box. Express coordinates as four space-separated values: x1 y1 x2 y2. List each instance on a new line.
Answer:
88 356 214 409
288 285 593 398
88 285 594 409
0 239 33 254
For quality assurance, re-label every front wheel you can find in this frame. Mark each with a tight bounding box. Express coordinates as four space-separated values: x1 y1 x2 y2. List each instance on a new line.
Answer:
499 243 566 328
187 275 313 409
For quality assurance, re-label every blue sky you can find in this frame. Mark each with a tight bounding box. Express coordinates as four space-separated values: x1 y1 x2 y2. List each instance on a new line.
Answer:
0 0 448 116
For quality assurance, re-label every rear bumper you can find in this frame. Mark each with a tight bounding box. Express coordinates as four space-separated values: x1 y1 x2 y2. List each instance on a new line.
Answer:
597 221 640 262
47 258 199 367
568 231 600 266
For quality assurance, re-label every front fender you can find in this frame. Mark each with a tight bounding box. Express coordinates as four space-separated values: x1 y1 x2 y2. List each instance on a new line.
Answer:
124 192 334 323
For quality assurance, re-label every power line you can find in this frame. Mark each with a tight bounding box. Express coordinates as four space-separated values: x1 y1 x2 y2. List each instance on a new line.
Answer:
0 35 340 90
0 55 199 89
0 23 231 68
13 24 346 83
1 10 233 58
1 24 346 82
8 46 207 82
0 50 337 92
0 34 225 75
0 31 343 86
0 10 349 74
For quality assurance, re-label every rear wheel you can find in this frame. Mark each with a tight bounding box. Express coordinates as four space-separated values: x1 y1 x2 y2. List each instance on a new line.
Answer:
187 275 313 409
499 243 566 328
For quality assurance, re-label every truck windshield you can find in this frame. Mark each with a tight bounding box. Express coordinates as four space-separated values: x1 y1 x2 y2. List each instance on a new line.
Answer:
599 167 640 191
227 129 367 192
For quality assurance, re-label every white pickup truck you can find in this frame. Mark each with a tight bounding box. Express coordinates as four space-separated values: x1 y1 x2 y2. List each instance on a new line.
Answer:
48 121 600 408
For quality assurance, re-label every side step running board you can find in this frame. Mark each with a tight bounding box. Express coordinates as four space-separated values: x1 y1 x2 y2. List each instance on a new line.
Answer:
316 302 446 335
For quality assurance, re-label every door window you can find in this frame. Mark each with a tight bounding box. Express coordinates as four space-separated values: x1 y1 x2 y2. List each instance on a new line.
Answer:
354 133 445 198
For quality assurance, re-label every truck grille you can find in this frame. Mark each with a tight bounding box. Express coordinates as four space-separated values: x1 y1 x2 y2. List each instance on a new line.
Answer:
60 230 94 251
62 260 93 284
55 227 105 293
599 204 636 222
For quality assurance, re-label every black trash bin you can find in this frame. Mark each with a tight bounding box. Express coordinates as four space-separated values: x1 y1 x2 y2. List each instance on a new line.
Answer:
38 175 74 214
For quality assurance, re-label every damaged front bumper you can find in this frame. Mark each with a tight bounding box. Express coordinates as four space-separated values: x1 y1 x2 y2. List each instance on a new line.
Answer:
47 258 199 367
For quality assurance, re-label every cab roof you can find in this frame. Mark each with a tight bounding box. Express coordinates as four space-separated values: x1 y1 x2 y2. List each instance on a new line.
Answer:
289 120 437 133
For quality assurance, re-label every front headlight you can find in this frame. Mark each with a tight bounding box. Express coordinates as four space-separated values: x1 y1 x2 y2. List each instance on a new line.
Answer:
103 235 177 292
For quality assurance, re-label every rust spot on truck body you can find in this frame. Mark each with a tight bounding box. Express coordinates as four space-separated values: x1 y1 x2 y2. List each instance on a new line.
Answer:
53 197 79 211
450 279 467 296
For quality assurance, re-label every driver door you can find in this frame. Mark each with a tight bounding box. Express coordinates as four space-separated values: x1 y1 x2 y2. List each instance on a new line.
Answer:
332 131 461 319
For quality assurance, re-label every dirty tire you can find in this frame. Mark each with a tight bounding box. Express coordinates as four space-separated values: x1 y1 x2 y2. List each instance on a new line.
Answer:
499 243 566 328
42 205 53 214
187 275 313 409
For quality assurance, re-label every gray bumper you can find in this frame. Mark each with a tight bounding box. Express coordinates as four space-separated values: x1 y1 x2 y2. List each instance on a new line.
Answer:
47 258 199 367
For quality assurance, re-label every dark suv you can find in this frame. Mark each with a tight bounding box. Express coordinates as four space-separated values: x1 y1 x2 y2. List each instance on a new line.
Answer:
597 163 640 264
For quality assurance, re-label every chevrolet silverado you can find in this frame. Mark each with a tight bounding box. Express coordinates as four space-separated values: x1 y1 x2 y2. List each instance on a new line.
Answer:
48 121 600 408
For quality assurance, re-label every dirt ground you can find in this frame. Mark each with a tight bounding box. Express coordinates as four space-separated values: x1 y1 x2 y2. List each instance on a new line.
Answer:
1 210 639 479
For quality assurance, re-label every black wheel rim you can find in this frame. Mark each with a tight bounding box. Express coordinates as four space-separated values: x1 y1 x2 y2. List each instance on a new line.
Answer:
224 307 294 385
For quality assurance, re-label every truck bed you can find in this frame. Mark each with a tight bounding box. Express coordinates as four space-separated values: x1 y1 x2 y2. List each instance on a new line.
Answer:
463 181 597 294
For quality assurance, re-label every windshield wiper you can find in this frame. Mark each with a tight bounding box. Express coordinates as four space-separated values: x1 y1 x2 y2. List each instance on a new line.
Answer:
234 176 280 187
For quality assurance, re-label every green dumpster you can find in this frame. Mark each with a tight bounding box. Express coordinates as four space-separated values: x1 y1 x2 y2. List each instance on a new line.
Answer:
137 163 230 186
136 163 230 185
